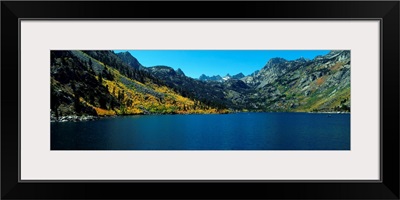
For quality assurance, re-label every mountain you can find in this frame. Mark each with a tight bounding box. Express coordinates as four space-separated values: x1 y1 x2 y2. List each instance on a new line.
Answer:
241 50 350 112
116 53 237 109
199 74 223 82
115 51 143 70
144 66 236 109
232 73 245 79
51 51 228 121
51 50 350 121
176 68 185 76
222 74 231 81
199 72 245 82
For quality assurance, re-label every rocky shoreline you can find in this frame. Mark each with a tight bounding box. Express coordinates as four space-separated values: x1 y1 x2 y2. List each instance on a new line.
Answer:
51 111 350 123
51 115 100 122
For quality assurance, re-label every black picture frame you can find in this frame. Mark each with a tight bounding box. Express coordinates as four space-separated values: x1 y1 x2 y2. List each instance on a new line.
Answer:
1 1 399 199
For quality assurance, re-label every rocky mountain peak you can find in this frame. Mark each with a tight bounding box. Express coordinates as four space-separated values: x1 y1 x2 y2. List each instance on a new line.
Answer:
232 72 245 79
119 51 132 56
116 51 143 70
199 74 207 79
176 68 185 76
223 74 232 81
295 57 309 62
263 57 287 69
149 65 177 76
199 72 245 82
199 74 223 82
268 57 287 64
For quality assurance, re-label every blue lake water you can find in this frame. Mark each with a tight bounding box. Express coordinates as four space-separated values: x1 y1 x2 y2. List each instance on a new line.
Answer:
51 112 350 150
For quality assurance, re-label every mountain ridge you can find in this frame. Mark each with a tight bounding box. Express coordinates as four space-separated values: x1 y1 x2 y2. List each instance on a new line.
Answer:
199 72 246 82
51 50 350 121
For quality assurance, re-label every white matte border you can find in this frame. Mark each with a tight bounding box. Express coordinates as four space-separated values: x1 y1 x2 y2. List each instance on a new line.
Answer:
20 20 380 180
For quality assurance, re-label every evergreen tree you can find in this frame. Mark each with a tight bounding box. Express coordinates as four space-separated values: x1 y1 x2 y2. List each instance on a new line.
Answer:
98 73 103 84
111 86 116 96
99 96 107 109
74 92 81 114
50 86 60 119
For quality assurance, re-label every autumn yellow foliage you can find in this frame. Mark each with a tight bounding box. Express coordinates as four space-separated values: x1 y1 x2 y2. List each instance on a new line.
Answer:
76 58 228 116
94 107 117 116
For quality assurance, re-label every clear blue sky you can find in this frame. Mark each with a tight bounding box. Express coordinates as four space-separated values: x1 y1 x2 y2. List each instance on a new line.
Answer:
113 50 330 78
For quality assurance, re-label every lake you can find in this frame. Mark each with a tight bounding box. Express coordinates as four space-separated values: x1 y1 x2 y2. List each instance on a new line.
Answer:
51 112 350 150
